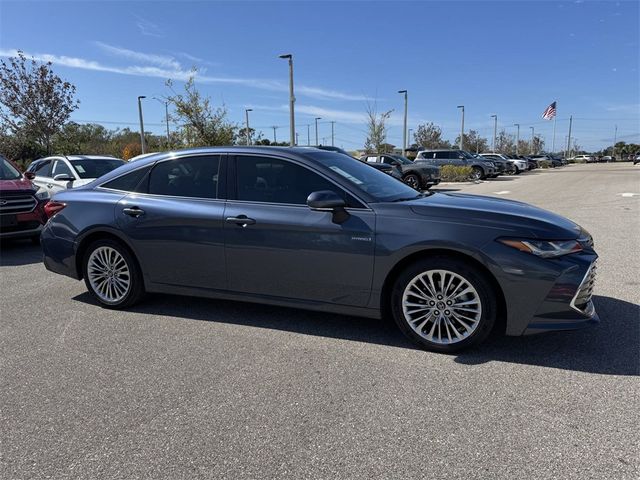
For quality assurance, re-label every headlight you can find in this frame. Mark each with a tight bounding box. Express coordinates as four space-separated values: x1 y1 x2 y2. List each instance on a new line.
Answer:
498 238 583 258
34 187 50 201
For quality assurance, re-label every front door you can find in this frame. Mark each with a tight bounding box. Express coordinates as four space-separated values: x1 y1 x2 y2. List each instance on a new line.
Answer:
224 154 376 307
116 154 227 290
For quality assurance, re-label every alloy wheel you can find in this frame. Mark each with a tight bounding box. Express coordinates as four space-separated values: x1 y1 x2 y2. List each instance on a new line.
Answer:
87 246 131 304
401 269 482 345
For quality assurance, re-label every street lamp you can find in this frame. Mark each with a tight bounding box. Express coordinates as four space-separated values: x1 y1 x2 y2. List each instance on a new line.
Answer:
398 90 408 156
490 114 497 152
272 126 278 144
137 95 146 154
514 123 520 155
153 97 170 149
530 126 535 154
457 105 465 150
245 108 253 146
278 54 295 146
315 117 321 145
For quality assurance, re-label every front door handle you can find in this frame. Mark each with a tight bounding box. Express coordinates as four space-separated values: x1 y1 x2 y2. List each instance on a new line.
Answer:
123 207 145 218
225 215 256 227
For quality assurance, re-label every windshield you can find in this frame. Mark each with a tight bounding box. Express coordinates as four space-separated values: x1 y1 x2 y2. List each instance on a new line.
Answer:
0 157 22 180
303 151 420 202
458 150 475 159
70 158 125 179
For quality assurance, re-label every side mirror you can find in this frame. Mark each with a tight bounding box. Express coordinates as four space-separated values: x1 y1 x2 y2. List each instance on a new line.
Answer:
53 174 74 182
24 171 35 180
307 190 346 210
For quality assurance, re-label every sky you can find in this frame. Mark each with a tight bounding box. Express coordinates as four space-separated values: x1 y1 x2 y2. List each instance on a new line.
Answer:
0 0 638 152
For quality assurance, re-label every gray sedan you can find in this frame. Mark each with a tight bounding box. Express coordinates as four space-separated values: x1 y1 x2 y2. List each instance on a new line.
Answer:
361 153 440 190
41 147 598 352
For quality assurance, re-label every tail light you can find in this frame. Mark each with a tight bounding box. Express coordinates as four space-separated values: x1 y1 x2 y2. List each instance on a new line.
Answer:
44 201 66 219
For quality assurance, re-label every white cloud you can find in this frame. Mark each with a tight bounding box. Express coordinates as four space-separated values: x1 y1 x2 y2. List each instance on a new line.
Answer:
0 47 372 102
95 42 181 70
135 16 163 38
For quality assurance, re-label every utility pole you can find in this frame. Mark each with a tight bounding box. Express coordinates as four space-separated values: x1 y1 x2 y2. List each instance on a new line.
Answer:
272 126 278 144
245 108 252 146
330 121 335 146
295 132 299 145
566 115 573 159
278 54 295 146
398 90 408 156
137 95 146 154
315 117 321 145
613 124 618 158
457 105 465 150
153 97 170 149
514 124 520 155
530 126 535 154
491 115 497 152
306 124 310 146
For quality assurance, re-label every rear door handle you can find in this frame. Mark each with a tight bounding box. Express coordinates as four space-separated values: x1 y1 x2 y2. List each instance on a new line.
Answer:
123 207 145 217
225 215 256 227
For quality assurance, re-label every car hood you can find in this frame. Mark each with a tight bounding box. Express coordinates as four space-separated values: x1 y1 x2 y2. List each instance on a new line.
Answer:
0 177 37 193
407 192 581 239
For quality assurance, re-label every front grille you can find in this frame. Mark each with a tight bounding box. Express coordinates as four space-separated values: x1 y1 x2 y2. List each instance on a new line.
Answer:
571 261 597 314
0 194 37 215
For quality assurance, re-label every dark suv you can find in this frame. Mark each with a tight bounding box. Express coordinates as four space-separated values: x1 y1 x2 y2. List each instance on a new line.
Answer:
361 153 440 190
416 149 497 180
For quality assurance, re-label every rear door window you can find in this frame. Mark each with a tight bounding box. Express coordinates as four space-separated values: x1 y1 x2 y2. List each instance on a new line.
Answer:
149 155 221 199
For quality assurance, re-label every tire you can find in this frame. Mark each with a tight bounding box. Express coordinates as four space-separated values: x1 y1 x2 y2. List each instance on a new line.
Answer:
470 166 484 181
390 257 497 353
514 167 521 175
82 238 144 309
403 173 421 190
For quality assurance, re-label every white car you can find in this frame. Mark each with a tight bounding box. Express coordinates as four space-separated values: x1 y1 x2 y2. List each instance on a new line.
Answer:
26 155 125 196
479 153 528 173
572 154 596 163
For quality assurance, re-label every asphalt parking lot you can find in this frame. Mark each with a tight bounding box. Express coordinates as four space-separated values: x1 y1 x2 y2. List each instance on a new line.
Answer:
1 163 638 479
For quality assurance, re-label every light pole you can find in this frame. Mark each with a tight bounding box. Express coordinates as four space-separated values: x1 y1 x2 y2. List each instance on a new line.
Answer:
613 125 617 158
153 97 170 149
315 117 321 145
295 132 300 145
245 108 253 146
306 124 310 146
330 121 335 146
398 90 408 156
566 115 573 160
408 128 413 146
530 126 535 154
137 95 146 154
514 124 520 155
457 105 465 150
491 114 497 152
278 54 295 146
272 126 278 144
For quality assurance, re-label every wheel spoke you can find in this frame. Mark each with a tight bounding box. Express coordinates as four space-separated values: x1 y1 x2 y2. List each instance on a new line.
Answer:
87 246 131 304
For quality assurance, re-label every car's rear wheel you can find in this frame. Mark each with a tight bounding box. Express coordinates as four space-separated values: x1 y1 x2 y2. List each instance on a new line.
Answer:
82 239 144 309
390 257 496 353
470 167 483 181
403 173 421 190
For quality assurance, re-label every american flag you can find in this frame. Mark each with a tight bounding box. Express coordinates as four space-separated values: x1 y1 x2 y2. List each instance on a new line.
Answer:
542 101 557 120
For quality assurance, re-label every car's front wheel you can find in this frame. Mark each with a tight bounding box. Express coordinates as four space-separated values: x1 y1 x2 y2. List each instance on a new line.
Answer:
403 173 421 190
82 239 144 309
470 167 484 181
390 257 497 353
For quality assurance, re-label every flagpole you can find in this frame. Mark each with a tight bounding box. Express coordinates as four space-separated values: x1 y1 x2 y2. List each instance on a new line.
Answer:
552 114 557 154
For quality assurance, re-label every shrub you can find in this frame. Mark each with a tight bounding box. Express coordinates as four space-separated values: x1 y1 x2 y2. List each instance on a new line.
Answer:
538 160 552 168
440 165 473 182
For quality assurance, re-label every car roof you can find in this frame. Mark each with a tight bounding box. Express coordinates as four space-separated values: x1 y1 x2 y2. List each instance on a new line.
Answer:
36 155 123 162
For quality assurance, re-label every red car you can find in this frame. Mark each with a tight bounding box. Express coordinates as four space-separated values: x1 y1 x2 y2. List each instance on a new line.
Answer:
0 155 49 243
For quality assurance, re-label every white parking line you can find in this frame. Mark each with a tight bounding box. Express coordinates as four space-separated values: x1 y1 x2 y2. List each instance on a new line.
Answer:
493 191 511 195
618 193 639 197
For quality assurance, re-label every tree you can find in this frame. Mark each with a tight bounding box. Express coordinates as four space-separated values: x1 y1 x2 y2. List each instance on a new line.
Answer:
363 102 392 153
531 135 545 155
495 129 515 154
234 127 263 146
414 122 451 149
52 122 112 155
0 51 79 154
166 75 236 147
454 129 488 153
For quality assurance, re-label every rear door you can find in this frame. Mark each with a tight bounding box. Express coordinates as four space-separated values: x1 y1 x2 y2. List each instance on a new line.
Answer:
223 154 376 307
116 154 227 290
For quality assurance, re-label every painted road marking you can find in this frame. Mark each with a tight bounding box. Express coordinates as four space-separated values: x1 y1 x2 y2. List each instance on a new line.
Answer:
619 193 639 197
494 191 511 195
